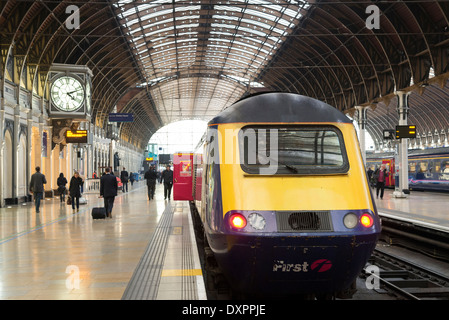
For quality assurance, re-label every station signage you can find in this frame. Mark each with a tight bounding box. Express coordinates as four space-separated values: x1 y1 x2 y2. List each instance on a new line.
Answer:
178 159 192 177
66 130 88 143
109 113 134 122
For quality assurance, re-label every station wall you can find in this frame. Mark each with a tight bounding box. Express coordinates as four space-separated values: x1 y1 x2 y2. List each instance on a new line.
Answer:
0 82 145 207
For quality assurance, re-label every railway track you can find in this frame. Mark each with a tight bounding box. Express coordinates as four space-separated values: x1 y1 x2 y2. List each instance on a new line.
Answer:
379 214 449 262
362 247 449 300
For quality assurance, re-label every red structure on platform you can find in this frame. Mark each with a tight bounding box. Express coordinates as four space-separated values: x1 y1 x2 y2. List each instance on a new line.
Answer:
173 153 194 201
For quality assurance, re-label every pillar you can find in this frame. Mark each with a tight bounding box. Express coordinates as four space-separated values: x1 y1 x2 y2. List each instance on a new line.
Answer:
110 140 115 172
13 106 20 202
355 106 368 165
44 125 53 196
0 107 5 207
393 91 410 198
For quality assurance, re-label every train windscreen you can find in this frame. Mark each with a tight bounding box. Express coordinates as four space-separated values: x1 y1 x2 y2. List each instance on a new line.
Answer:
239 125 349 175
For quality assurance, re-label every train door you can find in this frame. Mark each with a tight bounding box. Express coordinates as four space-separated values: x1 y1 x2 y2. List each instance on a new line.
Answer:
382 159 394 187
173 153 194 201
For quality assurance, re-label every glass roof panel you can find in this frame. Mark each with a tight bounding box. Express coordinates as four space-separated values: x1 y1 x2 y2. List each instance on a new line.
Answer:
113 0 310 125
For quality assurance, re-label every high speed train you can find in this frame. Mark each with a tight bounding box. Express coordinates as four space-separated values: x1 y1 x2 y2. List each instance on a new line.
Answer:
173 92 381 299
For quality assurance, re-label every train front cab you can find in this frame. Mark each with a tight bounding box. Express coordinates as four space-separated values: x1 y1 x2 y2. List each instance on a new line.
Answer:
202 120 381 298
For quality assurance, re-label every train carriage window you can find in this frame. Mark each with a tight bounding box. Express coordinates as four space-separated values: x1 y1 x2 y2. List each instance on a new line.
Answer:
434 161 441 173
419 162 428 173
442 160 449 180
409 162 416 173
239 125 349 175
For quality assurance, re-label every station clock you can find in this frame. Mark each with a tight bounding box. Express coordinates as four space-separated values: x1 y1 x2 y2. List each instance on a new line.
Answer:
48 63 93 119
50 75 85 112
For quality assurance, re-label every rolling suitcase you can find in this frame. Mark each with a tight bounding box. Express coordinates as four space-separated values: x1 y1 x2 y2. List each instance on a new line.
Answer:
92 207 107 219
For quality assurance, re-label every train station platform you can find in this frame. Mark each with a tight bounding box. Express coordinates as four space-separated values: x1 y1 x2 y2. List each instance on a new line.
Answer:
375 188 449 232
0 182 205 300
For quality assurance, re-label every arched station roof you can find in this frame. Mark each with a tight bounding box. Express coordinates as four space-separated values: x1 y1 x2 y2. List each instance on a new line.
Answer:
1 0 448 149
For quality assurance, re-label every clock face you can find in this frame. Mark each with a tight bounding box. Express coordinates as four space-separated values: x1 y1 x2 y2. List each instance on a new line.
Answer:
50 76 85 112
85 80 91 113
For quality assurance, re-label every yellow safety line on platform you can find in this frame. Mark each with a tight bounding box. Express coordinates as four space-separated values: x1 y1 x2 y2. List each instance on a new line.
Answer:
161 269 203 277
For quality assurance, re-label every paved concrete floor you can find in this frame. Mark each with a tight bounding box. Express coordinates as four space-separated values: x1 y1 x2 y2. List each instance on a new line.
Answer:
375 188 449 230
0 182 165 300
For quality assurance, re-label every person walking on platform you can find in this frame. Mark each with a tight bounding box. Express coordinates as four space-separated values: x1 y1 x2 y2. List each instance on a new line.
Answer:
129 172 135 186
144 165 157 200
57 173 68 203
120 167 129 192
160 165 173 200
367 167 374 187
69 171 84 211
374 164 387 200
100 167 118 218
29 166 47 213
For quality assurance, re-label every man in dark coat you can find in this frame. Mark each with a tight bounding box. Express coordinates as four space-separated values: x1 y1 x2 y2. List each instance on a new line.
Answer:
29 166 47 213
100 167 118 218
144 165 157 200
160 165 173 200
120 167 129 192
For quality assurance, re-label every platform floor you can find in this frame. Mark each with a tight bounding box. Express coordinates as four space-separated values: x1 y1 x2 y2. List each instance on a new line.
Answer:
374 188 449 231
0 182 205 300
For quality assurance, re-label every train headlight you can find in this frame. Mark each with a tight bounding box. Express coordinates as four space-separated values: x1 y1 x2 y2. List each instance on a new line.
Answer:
248 213 266 230
343 213 358 229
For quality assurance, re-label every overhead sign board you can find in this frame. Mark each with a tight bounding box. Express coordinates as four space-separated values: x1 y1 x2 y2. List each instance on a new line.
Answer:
395 125 416 139
159 154 172 164
66 130 88 143
108 113 134 122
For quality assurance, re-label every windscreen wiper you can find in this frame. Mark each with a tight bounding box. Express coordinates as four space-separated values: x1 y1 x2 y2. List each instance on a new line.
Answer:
283 164 298 173
264 155 299 173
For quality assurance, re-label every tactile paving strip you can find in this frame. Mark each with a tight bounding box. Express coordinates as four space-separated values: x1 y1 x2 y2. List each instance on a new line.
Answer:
121 203 174 300
182 207 197 300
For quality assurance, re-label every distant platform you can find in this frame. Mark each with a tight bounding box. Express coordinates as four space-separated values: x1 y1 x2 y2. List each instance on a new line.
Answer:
375 188 449 232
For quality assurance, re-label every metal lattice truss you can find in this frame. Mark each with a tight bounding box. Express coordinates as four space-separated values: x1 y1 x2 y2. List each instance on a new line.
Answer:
113 0 310 123
1 1 449 148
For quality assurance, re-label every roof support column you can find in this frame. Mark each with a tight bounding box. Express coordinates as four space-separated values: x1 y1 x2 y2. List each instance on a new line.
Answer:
355 106 368 166
393 91 410 198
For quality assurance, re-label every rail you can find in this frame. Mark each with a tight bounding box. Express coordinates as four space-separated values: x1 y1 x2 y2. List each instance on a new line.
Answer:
378 213 449 262
84 178 100 194
83 174 144 194
362 248 449 300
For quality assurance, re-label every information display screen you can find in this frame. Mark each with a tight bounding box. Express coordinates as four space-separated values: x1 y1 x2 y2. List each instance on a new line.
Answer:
395 125 416 139
66 130 88 143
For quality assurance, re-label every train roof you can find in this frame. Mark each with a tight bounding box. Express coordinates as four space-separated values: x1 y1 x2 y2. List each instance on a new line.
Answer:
208 92 352 125
366 147 449 159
